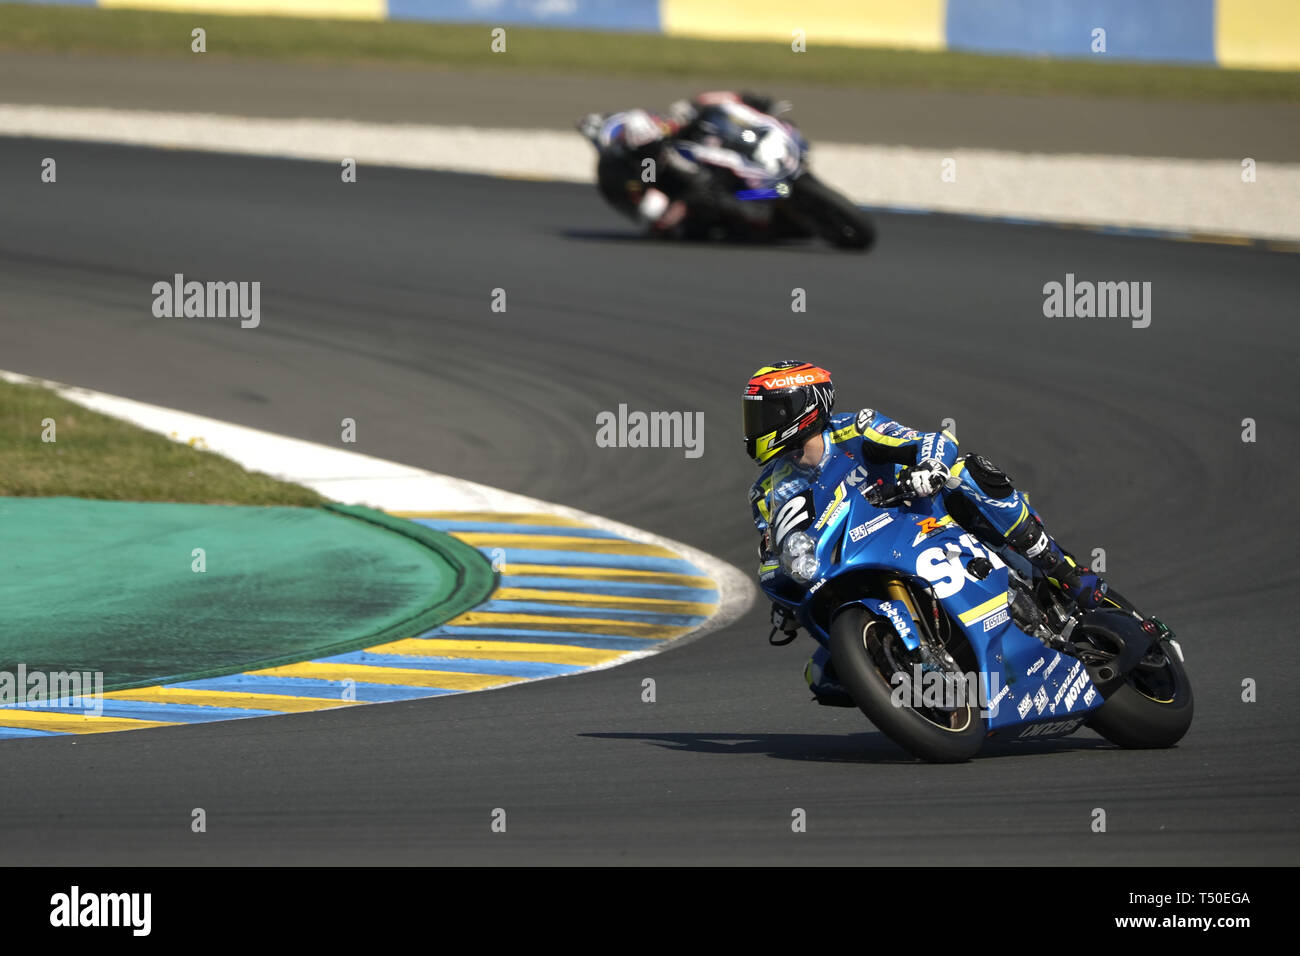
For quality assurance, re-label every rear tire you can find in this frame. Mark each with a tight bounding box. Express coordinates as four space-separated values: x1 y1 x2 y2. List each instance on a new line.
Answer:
830 608 984 762
1086 638 1193 749
790 174 875 250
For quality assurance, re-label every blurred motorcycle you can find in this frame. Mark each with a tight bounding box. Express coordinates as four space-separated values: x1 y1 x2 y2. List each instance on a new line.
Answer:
578 100 874 250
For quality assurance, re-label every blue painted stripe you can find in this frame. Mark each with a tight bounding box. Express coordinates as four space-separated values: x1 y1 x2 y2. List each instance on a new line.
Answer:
0 726 70 738
174 674 454 702
5 700 280 723
500 575 719 602
414 519 621 538
474 600 705 625
946 0 1216 63
421 626 655 650
468 548 705 575
387 0 661 32
318 650 581 677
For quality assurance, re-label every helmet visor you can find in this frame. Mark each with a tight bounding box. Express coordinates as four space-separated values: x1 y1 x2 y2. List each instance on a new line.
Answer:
743 389 805 462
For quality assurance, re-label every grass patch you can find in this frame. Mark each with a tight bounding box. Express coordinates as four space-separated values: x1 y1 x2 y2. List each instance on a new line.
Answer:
2 3 1298 101
0 378 323 506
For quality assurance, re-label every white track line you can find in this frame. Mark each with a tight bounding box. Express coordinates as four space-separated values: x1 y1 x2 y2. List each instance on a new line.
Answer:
3 103 1298 239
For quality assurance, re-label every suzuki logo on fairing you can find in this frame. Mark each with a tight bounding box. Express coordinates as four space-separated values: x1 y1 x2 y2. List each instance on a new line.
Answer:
1018 719 1083 738
915 534 1007 600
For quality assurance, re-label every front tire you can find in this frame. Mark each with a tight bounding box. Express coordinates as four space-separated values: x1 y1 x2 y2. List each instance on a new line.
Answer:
830 608 984 762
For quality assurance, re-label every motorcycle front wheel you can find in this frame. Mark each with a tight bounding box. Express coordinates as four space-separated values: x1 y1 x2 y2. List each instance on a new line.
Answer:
830 608 985 763
789 174 876 250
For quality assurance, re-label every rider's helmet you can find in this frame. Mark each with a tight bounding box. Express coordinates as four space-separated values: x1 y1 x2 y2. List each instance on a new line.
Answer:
598 109 674 156
743 361 835 465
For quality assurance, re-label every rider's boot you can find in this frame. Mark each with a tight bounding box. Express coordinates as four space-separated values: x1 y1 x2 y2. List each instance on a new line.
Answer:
805 646 855 707
1006 513 1108 610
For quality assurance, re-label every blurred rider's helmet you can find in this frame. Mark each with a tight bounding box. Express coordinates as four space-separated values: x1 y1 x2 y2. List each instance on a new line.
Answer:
743 361 835 465
599 109 672 154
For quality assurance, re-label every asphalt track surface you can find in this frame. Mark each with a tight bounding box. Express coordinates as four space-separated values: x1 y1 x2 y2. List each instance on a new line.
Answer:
1 137 1297 865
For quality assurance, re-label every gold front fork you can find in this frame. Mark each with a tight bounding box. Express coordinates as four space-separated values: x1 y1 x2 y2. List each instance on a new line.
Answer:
884 577 923 627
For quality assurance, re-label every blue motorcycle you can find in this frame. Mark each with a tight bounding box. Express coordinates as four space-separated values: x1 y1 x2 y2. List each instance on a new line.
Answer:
760 449 1192 762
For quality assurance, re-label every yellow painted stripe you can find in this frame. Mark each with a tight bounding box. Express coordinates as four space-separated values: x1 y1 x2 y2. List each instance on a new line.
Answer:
104 686 352 713
662 0 945 50
1006 502 1030 533
493 587 716 616
1179 233 1257 247
100 0 385 19
0 710 174 734
390 511 589 527
448 611 688 639
249 661 528 689
815 483 845 529
864 428 912 448
449 533 677 557
369 638 627 666
958 593 1010 624
1216 0 1300 70
501 564 714 588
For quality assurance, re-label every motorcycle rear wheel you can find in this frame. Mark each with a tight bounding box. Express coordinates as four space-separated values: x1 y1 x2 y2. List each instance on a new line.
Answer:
1081 622 1193 749
830 608 984 762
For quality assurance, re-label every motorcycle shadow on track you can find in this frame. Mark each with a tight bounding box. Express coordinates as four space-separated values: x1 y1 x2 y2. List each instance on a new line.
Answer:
580 731 1118 765
557 228 831 252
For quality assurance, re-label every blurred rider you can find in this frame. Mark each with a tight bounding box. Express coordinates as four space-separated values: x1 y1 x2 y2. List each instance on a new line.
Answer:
578 91 786 236
742 360 1108 706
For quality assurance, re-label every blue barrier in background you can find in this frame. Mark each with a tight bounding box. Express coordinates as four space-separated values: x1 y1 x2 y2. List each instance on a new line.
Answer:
946 0 1216 64
389 0 661 32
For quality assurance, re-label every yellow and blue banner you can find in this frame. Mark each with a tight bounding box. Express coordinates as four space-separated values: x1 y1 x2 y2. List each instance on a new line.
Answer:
12 0 1300 70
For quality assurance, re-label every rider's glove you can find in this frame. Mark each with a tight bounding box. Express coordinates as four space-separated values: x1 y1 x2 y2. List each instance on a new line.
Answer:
577 113 604 141
902 459 950 498
771 603 799 638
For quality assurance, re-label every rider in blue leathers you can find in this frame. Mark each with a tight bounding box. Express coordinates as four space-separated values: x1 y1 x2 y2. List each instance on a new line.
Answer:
743 361 1107 706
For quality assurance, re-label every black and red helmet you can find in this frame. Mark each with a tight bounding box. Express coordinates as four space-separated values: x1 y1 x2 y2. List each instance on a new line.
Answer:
742 361 835 464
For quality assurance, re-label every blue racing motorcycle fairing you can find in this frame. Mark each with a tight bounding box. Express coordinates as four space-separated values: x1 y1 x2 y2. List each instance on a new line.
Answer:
761 451 1100 736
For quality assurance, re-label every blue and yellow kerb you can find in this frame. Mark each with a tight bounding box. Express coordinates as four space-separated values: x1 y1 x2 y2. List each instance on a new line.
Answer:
0 511 719 739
